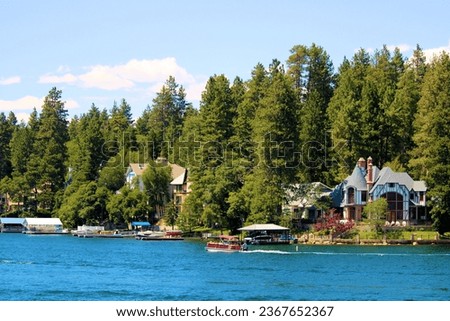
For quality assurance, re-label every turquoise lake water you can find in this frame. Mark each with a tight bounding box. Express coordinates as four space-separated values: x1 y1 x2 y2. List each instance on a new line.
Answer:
0 233 449 301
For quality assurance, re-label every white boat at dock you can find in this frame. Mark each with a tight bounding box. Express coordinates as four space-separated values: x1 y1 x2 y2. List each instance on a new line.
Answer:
136 230 184 241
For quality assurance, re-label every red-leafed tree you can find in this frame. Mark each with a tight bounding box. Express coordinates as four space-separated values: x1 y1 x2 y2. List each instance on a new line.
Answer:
314 209 355 237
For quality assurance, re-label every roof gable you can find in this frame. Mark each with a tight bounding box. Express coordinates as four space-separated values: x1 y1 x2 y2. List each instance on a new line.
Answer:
169 163 186 180
0 218 25 224
128 163 148 176
170 171 186 185
128 163 186 180
346 165 367 190
413 180 427 192
371 166 426 192
24 218 63 225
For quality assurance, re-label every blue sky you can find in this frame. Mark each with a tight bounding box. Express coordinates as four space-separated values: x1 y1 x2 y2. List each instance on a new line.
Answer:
1 0 449 122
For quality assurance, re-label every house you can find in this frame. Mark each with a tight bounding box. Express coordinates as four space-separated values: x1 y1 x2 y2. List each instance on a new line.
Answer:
283 182 333 222
169 165 191 214
331 157 427 224
23 217 65 234
0 192 24 213
125 157 191 214
125 163 148 190
0 217 25 233
0 193 6 213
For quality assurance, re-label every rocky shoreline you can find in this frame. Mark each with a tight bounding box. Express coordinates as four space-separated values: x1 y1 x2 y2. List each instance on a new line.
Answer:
298 234 450 245
298 237 450 245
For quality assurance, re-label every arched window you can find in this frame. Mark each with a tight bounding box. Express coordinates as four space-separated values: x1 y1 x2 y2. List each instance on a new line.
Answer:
383 192 404 221
348 187 355 204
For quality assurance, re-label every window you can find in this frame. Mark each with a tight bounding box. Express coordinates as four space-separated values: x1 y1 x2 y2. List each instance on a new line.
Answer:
384 192 404 221
348 187 355 204
361 191 367 202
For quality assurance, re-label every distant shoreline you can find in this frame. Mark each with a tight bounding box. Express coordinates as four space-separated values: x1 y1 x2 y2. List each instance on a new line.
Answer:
298 238 450 246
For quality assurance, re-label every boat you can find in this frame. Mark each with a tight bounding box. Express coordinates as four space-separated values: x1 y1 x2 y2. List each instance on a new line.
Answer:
205 235 244 252
239 224 294 245
75 230 123 238
136 230 184 241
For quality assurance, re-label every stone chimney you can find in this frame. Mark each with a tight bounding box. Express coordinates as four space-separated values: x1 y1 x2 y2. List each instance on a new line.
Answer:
357 157 366 169
367 156 373 190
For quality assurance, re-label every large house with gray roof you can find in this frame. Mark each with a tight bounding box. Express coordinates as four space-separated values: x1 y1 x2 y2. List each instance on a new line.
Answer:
331 157 427 224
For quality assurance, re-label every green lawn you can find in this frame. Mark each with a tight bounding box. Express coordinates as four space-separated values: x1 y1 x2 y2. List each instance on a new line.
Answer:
357 230 438 240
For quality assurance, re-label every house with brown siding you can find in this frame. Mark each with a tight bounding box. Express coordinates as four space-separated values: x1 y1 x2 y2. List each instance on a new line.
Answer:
125 157 191 215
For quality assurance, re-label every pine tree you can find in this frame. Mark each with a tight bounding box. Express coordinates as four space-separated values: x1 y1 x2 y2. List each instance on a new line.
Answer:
175 105 201 168
360 46 405 167
142 160 172 223
226 64 269 227
410 52 450 233
27 88 69 214
328 49 372 181
245 60 298 223
145 76 190 159
388 45 426 166
231 64 268 165
67 104 108 183
0 111 16 179
184 74 240 229
287 43 335 183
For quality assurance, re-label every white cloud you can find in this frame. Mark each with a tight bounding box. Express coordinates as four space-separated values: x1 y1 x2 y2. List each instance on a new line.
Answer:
57 65 71 73
185 76 208 102
39 73 78 84
64 99 79 110
359 44 413 56
78 66 135 90
38 57 206 100
14 112 32 123
386 44 413 53
0 96 79 114
0 76 21 85
423 41 450 62
0 95 43 112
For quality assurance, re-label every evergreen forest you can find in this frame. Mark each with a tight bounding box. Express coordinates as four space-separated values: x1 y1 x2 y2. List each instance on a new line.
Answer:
1 44 450 234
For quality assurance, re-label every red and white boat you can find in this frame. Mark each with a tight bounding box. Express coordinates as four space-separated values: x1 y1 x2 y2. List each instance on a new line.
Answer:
205 235 243 252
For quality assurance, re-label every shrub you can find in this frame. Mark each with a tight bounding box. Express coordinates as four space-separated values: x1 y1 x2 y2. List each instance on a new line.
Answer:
314 209 355 238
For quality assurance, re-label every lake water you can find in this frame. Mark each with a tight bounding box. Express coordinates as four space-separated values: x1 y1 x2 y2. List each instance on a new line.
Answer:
0 233 449 301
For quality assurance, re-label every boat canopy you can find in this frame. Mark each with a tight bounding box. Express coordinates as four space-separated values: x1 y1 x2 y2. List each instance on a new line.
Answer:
238 224 289 232
0 218 25 225
131 221 151 227
24 218 63 226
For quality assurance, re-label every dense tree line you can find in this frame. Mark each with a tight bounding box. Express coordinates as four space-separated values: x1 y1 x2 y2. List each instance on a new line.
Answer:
1 44 450 234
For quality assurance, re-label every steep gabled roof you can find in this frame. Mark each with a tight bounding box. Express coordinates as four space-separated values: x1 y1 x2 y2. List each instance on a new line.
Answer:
370 166 380 181
370 166 426 193
128 163 148 176
413 180 427 192
170 163 186 181
346 165 367 190
284 182 333 207
170 171 186 185
128 163 186 180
